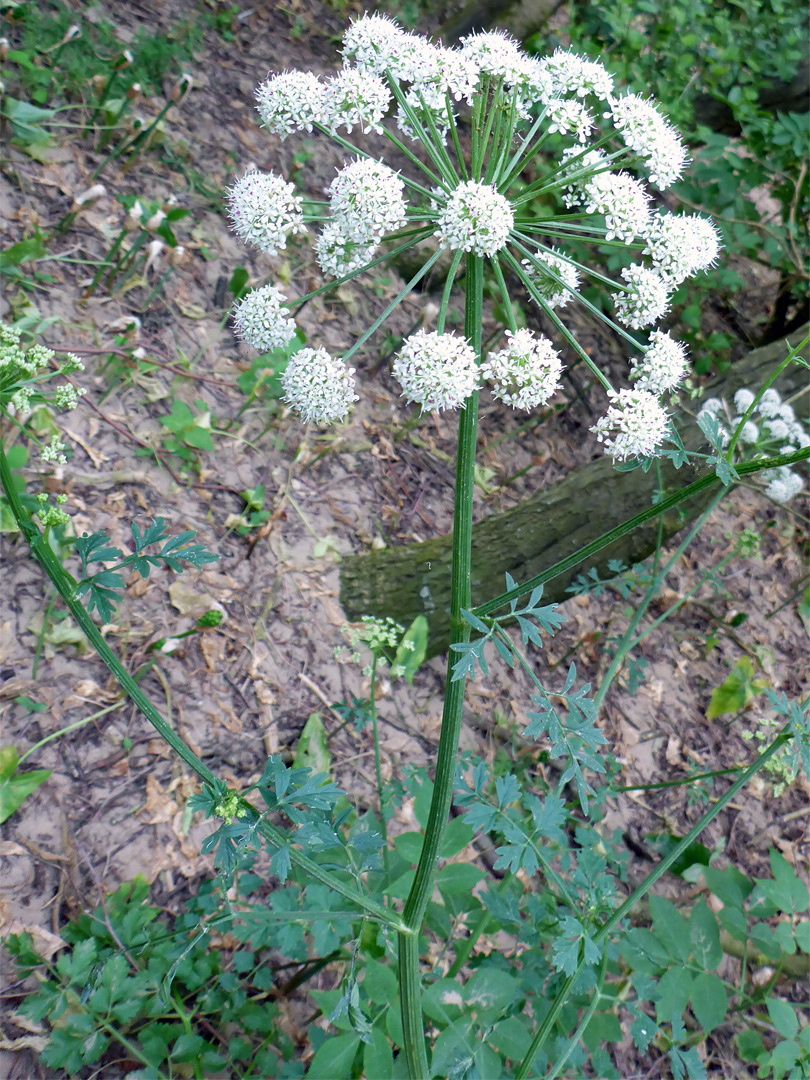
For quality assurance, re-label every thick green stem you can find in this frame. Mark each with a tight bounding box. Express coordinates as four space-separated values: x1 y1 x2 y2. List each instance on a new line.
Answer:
397 255 483 1079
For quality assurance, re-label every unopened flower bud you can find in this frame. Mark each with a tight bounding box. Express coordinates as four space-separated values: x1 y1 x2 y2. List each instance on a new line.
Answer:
132 347 148 360
115 50 133 70
169 245 187 268
124 200 144 231
1 38 11 61
144 240 164 273
126 83 142 103
107 314 141 340
92 73 107 97
71 183 106 210
172 73 193 103
145 209 166 231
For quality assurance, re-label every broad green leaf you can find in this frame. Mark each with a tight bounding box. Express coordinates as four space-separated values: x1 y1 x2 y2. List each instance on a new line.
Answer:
717 905 748 943
690 972 727 1032
0 236 46 268
394 615 427 683
364 1028 393 1080
654 966 692 1024
705 656 766 718
768 849 810 913
439 816 474 858
293 713 331 776
689 901 722 969
766 997 798 1040
489 1016 532 1060
649 896 691 964
464 968 517 1015
362 958 397 1007
794 919 810 953
172 1033 205 1061
393 832 423 863
0 746 51 823
736 1028 765 1062
306 1034 361 1078
436 863 486 897
423 979 465 1023
702 864 752 908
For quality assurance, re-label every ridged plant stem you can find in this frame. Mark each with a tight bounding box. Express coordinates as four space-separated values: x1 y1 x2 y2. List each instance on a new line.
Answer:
397 254 483 1079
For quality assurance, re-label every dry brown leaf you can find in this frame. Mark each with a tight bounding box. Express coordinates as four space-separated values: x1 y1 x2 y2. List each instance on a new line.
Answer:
168 581 224 620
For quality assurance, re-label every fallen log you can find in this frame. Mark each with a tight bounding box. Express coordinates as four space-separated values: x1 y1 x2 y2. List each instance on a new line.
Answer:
339 329 808 657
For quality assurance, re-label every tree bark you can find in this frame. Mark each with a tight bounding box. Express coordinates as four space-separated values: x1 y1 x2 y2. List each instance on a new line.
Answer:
340 328 808 658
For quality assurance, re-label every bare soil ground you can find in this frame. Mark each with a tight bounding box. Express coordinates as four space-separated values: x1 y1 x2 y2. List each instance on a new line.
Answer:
1 2 808 1077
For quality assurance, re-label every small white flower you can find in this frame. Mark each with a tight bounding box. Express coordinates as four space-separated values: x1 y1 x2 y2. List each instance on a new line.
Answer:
734 388 756 414
591 387 669 460
536 49 614 101
766 417 792 441
559 146 610 207
608 93 688 189
777 403 796 425
613 265 670 329
582 171 650 241
53 383 86 410
480 328 563 411
322 68 391 135
314 222 376 278
41 435 68 465
459 29 523 81
232 285 297 352
255 70 326 136
281 347 358 424
396 91 450 143
392 330 479 412
521 248 579 309
701 397 724 416
225 170 306 256
643 212 722 285
341 13 407 76
765 467 805 503
433 180 514 258
547 98 594 142
630 331 689 394
731 418 760 443
328 158 407 243
757 388 782 417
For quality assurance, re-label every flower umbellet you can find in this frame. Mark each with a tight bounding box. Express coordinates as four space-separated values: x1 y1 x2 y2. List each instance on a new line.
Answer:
227 13 722 460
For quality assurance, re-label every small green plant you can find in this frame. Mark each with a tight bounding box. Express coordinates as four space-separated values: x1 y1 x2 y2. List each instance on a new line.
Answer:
158 399 217 461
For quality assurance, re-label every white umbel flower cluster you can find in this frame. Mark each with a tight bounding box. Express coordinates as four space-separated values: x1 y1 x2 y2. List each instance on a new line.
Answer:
328 158 407 242
433 181 514 258
613 265 670 329
392 331 479 412
314 222 375 279
480 329 563 410
591 387 670 460
537 48 614 100
281 347 358 423
643 213 722 285
255 71 325 136
630 331 689 394
226 170 306 256
766 468 805 503
582 171 650 242
609 94 688 189
547 98 594 142
323 68 390 135
521 249 579 309
232 285 297 352
341 13 409 77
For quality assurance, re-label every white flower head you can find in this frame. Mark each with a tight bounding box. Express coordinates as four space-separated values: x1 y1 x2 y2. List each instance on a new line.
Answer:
322 68 391 135
281 347 358 424
396 91 450 143
480 328 563 411
547 98 594 142
225 170 306 256
765 467 805 503
591 387 669 460
734 388 756 414
559 146 610 207
630 331 689 394
41 435 68 465
393 330 479 412
341 13 407 77
644 212 722 285
433 180 514 258
314 221 376 279
255 71 326 136
459 30 523 81
582 170 651 241
521 248 580 309
536 49 614 100
613 265 670 329
766 417 792 442
757 388 782 417
608 93 688 189
232 285 297 352
328 158 407 243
